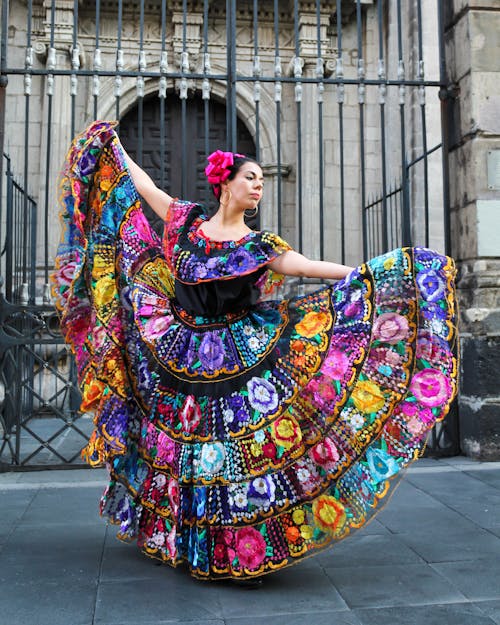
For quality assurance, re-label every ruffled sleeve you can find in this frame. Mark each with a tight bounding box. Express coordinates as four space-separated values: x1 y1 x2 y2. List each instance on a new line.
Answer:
162 199 292 295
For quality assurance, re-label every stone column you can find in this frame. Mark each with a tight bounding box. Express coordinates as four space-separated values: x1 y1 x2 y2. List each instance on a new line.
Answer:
37 0 75 282
296 4 332 260
446 1 500 459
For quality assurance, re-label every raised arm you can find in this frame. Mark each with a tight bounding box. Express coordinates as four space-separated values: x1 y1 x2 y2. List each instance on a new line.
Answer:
122 148 173 221
268 250 354 281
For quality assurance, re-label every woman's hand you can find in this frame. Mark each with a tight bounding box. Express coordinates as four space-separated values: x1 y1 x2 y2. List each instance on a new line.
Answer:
268 250 354 280
122 148 173 220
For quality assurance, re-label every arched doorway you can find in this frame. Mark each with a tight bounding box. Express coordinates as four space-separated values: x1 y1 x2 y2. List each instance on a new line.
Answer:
119 93 256 230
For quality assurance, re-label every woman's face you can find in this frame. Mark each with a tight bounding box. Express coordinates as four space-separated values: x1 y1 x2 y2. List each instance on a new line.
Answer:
224 163 264 209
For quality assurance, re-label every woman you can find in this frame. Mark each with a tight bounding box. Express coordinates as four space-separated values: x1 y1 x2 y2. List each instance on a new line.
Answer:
52 121 458 583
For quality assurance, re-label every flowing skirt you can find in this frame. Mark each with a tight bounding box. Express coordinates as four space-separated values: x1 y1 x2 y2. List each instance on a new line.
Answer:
52 122 458 580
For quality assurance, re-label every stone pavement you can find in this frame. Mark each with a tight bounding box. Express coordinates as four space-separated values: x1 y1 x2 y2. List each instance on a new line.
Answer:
0 456 499 625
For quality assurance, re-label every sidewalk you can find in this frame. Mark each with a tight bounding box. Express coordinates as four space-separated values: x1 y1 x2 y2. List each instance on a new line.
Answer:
1 457 499 625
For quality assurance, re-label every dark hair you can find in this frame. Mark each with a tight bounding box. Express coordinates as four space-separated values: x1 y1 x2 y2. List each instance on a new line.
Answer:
211 154 260 199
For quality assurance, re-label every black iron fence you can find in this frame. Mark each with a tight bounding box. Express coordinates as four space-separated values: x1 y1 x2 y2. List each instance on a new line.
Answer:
0 0 458 467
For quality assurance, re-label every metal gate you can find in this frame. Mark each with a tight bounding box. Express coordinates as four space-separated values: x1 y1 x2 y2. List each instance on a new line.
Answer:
0 0 458 469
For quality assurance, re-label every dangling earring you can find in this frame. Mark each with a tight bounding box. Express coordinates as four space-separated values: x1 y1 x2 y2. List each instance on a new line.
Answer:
244 206 259 218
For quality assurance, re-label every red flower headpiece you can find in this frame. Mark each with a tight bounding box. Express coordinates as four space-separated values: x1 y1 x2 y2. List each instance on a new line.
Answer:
205 150 245 197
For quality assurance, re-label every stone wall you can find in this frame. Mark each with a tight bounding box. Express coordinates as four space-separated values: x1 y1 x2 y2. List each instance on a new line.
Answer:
445 1 500 459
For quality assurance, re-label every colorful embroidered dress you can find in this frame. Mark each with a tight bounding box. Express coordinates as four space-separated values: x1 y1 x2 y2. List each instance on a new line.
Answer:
52 121 458 580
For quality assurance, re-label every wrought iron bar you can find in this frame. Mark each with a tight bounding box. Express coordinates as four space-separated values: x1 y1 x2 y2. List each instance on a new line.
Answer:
293 0 303 255
274 0 282 237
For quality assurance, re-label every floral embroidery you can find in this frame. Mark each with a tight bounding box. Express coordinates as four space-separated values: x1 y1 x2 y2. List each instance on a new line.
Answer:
199 442 225 475
235 527 267 570
295 311 330 338
416 268 446 302
271 415 302 450
247 377 279 414
373 312 410 344
312 495 347 536
366 447 400 483
53 123 458 582
351 380 386 414
410 369 452 408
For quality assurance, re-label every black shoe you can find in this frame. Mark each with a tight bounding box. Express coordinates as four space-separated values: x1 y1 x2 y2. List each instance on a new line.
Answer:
230 577 263 589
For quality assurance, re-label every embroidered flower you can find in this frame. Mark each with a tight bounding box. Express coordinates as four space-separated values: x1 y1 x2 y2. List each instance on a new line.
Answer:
421 301 448 321
230 489 248 509
247 377 279 414
370 346 402 367
311 438 340 467
226 248 256 274
254 430 265 443
349 413 365 430
344 300 363 318
410 369 452 408
235 527 267 570
199 442 225 475
247 475 276 506
223 408 235 424
295 460 320 490
271 415 302 450
373 312 409 344
295 311 329 338
166 526 177 558
366 447 400 484
262 442 277 459
292 509 305 525
56 260 78 287
248 336 261 350
78 151 97 176
312 495 347 535
80 379 105 411
156 431 176 466
322 349 350 380
193 263 208 280
198 332 225 371
144 315 173 340
416 269 446 302
180 395 202 433
351 380 386 414
167 478 180 515
93 276 116 307
147 531 165 549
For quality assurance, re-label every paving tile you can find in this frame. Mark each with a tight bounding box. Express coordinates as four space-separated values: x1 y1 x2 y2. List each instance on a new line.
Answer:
0 524 105 584
397 526 500 563
225 611 362 625
376 494 474 535
0 489 36 524
216 564 348 618
353 602 498 625
94 575 223 624
431 560 500 601
18 487 104 527
316 532 424 568
465 469 500 490
0 578 96 625
475 600 500 625
100 536 167 581
324 563 468 609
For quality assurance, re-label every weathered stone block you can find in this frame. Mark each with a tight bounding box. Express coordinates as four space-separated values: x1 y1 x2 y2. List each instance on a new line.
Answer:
459 335 500 460
459 401 500 460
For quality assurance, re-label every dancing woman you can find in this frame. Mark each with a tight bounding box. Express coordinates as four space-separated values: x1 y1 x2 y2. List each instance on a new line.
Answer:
52 121 458 582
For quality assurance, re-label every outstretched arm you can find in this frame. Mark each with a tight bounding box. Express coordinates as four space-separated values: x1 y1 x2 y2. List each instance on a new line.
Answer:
122 148 173 221
268 250 354 280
